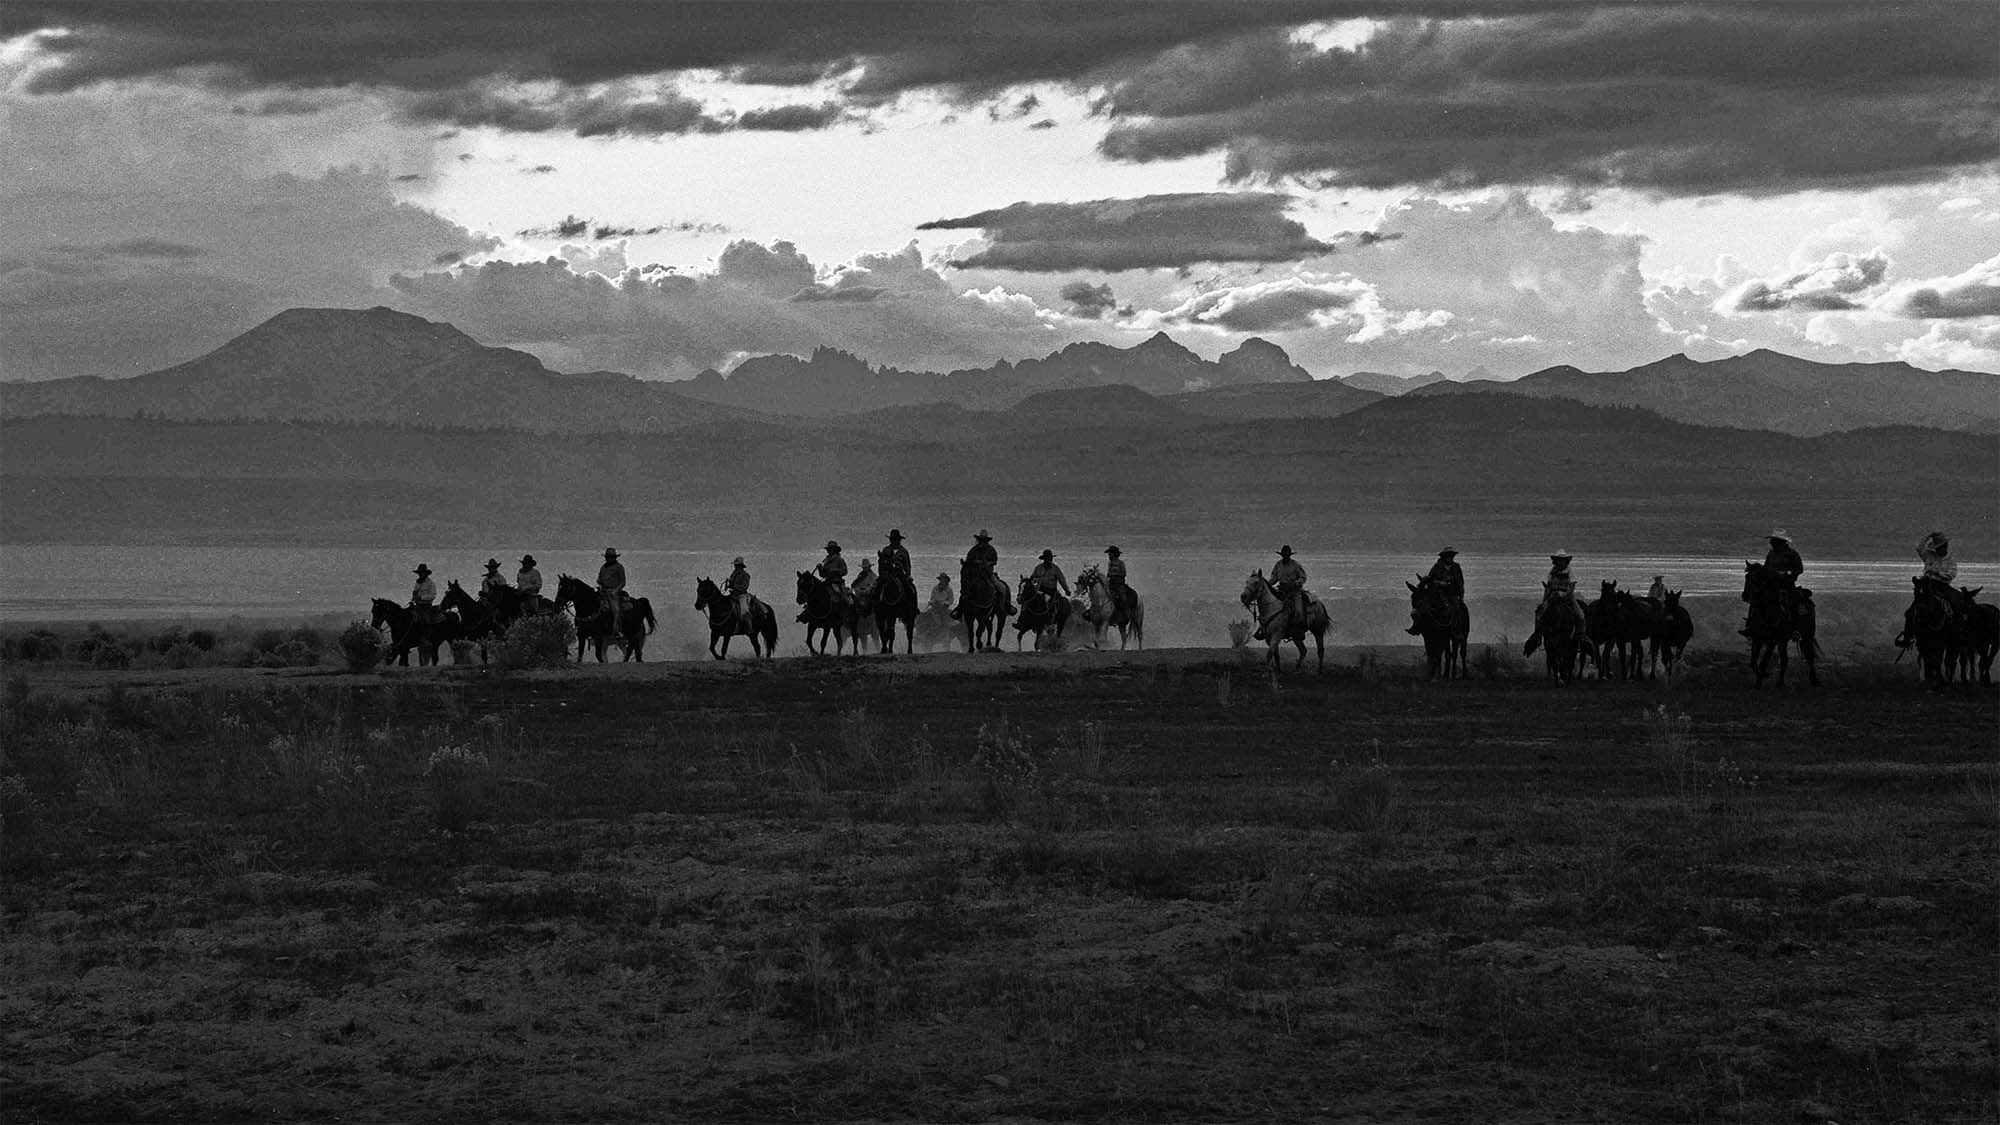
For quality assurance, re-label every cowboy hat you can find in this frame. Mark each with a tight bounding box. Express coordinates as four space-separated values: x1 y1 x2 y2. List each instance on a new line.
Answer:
519 554 536 566
732 556 746 566
603 548 619 559
414 564 432 575
1278 545 1294 556
887 529 903 540
1105 545 1121 555
860 557 874 568
938 572 951 580
1039 549 1055 560
974 529 992 540
825 540 841 551
1550 550 1571 561
1768 528 1790 542
1438 548 1458 557
484 558 501 569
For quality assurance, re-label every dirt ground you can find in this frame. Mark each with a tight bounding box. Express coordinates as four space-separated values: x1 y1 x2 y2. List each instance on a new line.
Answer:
3 646 1995 1123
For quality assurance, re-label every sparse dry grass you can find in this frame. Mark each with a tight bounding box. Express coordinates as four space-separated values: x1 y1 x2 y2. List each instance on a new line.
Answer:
0 655 1993 1123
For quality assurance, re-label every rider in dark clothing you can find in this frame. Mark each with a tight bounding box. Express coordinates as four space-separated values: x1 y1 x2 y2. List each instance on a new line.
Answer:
1743 529 1804 637
1409 548 1464 635
953 529 1005 620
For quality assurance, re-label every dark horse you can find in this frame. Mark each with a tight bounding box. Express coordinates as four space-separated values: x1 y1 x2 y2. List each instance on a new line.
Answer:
868 567 919 654
1525 583 1585 685
1012 576 1072 650
1406 574 1469 680
1895 577 1958 690
1954 587 1999 685
553 574 653 662
1607 585 1666 681
795 570 851 655
956 557 1012 652
370 597 454 667
695 577 777 660
440 580 521 663
1653 590 1694 680
1741 561 1818 688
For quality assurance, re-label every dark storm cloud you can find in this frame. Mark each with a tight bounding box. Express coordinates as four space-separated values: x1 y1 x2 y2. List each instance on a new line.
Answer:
523 164 557 175
735 103 846 132
919 192 1331 272
1094 7 2000 195
50 237 205 260
1059 280 1117 319
9 1 1338 117
518 216 592 240
1354 231 1402 246
591 221 732 240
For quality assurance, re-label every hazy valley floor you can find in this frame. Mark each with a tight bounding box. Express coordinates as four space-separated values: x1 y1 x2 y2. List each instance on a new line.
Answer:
3 650 1996 1123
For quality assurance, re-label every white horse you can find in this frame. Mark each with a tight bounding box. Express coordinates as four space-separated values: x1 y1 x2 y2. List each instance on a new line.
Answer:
1239 570 1329 672
1076 565 1144 650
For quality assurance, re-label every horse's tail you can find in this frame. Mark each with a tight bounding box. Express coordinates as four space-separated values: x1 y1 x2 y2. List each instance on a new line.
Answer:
640 598 656 633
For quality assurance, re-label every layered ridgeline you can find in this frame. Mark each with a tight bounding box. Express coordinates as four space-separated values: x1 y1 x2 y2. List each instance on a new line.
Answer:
0 308 1334 426
2 306 1994 553
1413 350 2000 436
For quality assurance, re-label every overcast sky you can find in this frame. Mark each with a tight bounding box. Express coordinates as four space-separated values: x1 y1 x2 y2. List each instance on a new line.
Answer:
4 1 1997 382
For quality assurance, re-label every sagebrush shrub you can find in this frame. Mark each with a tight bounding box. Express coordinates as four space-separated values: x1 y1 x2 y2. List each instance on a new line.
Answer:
491 614 574 670
338 621 383 674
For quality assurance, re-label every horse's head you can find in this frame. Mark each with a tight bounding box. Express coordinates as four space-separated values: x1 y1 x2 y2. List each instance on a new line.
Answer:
1599 579 1618 598
1741 562 1763 602
796 570 816 602
1240 570 1267 608
442 580 474 610
370 598 397 628
695 576 718 609
1962 585 1983 603
1663 590 1682 611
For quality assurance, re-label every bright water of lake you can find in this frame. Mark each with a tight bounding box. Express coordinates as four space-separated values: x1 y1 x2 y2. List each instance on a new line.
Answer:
3 544 1986 633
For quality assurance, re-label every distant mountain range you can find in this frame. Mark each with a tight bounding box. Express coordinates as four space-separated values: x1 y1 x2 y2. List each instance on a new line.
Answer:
4 306 1990 439
0 307 750 433
1414 350 2000 436
1338 370 1452 396
674 332 1313 416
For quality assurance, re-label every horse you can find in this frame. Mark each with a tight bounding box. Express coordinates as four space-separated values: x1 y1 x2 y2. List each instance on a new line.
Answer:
370 597 453 667
1896 577 1958 690
694 577 777 660
795 570 852 655
956 557 1012 652
1239 570 1328 672
553 574 653 662
1076 565 1144 650
1954 588 1998 685
868 567 919 654
1741 561 1818 688
1525 583 1585 686
1609 587 1665 680
440 580 518 663
1585 581 1622 680
1405 574 1468 679
1012 576 1072 650
1652 590 1694 681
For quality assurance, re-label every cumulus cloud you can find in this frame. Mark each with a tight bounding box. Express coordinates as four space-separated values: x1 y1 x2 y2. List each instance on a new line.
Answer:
919 192 1331 272
1894 320 2000 369
1059 280 1118 319
1153 275 1371 334
1874 254 2000 319
1717 250 1890 313
0 94 497 379
385 239 1128 378
1095 7 2000 195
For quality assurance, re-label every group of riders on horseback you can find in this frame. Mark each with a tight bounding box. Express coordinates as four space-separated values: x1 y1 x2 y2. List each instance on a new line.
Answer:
381 522 1989 681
